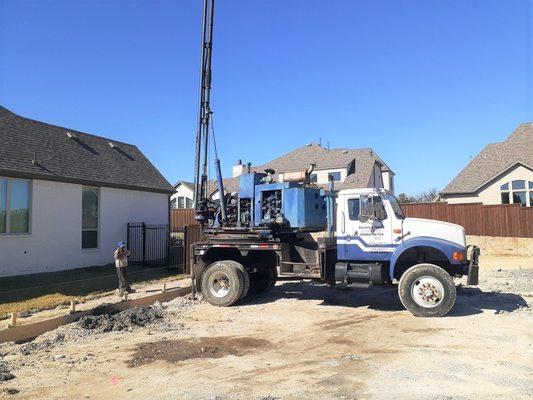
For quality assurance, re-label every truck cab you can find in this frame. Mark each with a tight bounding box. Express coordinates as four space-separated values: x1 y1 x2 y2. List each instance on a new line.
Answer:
335 188 479 316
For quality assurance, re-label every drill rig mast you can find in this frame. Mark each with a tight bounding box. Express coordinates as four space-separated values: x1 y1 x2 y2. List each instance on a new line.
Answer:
193 0 226 227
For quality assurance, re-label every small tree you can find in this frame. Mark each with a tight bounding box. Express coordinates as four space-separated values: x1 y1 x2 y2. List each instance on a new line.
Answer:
397 189 440 204
397 193 414 203
414 188 439 203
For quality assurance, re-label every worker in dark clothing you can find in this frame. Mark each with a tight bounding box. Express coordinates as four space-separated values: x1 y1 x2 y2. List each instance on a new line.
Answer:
114 241 135 296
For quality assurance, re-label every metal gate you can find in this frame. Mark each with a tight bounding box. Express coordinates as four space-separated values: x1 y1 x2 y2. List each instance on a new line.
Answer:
127 222 201 272
127 223 170 267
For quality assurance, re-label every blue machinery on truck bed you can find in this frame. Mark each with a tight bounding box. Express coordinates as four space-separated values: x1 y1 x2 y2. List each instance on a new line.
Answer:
192 0 334 238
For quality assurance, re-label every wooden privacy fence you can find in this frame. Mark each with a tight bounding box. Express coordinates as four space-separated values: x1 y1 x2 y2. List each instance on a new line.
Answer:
400 203 533 238
171 209 198 228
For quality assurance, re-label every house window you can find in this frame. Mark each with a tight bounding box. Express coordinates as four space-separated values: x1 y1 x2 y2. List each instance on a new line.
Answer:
329 172 341 182
500 180 533 207
0 178 31 234
310 173 318 183
501 192 510 204
82 187 98 248
174 196 193 209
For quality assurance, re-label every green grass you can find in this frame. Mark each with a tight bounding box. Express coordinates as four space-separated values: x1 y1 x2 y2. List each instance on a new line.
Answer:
0 264 185 319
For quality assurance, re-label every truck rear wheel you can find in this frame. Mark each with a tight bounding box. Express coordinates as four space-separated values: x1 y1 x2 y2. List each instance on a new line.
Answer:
201 261 244 306
224 260 250 300
398 263 456 317
250 265 277 295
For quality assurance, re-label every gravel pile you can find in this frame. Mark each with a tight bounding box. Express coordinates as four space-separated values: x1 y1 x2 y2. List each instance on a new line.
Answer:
0 360 10 373
19 332 66 356
77 305 164 332
480 268 533 294
164 293 205 314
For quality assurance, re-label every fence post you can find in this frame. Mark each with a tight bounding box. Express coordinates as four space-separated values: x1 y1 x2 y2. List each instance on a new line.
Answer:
167 224 171 266
142 222 146 267
126 223 130 250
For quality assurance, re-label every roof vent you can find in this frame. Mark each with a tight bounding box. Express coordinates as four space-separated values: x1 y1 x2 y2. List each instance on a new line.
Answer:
108 142 117 148
66 131 77 139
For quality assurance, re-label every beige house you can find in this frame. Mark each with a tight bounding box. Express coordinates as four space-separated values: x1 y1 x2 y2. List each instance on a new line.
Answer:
441 123 533 206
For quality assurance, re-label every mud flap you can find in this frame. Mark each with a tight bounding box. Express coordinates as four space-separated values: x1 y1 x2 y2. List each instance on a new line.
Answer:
466 245 480 286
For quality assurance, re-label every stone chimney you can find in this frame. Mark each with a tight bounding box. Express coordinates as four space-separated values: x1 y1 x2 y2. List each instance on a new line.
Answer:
232 159 246 177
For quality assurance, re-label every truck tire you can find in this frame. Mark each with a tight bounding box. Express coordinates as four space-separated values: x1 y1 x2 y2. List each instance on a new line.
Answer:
201 261 244 306
398 263 456 317
249 265 277 295
224 260 250 300
265 265 278 291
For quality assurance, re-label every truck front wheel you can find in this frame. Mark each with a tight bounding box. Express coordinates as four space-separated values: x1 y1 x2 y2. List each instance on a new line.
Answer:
201 261 244 306
398 263 456 317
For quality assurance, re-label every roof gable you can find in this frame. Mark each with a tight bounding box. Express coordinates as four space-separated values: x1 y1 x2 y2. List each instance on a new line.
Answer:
442 123 533 194
0 106 173 193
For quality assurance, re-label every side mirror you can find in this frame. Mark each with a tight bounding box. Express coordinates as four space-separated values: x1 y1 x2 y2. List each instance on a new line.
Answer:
375 205 386 220
359 194 375 222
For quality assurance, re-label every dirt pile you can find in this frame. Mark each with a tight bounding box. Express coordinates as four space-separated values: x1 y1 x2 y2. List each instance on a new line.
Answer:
78 305 164 332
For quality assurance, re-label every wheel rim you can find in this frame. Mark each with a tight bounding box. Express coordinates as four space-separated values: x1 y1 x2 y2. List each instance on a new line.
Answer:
411 276 445 308
209 271 231 298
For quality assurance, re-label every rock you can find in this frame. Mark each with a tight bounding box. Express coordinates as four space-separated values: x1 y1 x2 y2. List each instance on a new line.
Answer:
53 354 66 361
0 372 15 381
2 388 20 395
345 354 363 361
0 360 10 373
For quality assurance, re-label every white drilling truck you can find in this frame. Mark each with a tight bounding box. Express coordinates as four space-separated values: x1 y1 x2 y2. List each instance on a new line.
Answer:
191 181 479 317
189 0 479 317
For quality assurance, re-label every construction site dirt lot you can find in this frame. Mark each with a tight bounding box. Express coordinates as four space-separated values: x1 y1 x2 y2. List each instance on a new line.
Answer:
1 263 532 400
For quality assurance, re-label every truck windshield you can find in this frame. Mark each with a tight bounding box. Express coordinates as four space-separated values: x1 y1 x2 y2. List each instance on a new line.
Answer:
387 194 405 219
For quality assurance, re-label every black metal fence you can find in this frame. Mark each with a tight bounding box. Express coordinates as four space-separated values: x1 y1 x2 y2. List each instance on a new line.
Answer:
127 223 186 270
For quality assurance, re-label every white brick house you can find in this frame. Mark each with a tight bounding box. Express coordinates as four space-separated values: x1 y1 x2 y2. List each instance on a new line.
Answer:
0 106 173 277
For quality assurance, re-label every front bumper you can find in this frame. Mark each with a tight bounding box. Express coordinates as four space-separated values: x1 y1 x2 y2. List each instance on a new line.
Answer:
465 245 480 285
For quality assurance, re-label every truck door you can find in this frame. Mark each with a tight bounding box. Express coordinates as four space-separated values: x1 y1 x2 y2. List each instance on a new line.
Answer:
337 193 394 261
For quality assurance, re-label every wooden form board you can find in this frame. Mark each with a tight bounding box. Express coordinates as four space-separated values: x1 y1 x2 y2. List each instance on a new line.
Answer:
0 286 191 344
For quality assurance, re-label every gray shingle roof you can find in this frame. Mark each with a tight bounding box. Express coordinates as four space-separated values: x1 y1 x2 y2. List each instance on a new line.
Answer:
174 180 195 191
206 142 392 195
0 106 173 194
257 143 391 190
442 123 533 194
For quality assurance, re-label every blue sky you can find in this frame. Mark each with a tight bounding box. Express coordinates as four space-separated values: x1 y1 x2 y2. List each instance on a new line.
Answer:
0 0 531 194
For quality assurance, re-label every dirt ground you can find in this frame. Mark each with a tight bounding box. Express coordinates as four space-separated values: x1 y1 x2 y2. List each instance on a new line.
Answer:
0 263 532 400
